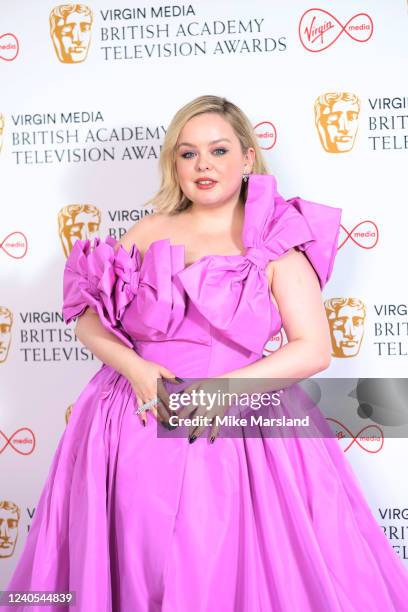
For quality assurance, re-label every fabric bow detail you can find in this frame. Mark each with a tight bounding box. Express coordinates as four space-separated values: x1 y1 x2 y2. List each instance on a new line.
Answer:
175 177 342 355
177 255 276 355
243 246 270 270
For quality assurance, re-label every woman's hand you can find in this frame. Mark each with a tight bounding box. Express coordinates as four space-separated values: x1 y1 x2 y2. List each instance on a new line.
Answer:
170 378 233 443
128 358 180 426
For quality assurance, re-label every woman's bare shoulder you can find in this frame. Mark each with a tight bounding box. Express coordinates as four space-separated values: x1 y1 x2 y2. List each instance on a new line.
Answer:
114 212 170 254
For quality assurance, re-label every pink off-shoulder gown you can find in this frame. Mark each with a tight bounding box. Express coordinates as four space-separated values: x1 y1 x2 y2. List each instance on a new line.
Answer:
5 174 408 611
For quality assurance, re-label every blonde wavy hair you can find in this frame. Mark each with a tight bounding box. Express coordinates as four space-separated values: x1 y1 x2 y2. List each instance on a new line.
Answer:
144 95 269 214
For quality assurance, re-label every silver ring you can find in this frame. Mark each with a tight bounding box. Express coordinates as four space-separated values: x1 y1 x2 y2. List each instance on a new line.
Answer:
134 397 158 415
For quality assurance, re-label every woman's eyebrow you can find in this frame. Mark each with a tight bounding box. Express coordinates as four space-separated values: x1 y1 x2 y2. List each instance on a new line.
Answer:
177 138 232 149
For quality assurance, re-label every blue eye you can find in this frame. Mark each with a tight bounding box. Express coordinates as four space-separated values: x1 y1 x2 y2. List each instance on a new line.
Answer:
181 148 228 159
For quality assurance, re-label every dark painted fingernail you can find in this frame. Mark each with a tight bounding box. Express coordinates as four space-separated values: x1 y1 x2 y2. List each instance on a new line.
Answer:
142 420 146 427
175 377 184 383
210 435 215 444
189 435 197 444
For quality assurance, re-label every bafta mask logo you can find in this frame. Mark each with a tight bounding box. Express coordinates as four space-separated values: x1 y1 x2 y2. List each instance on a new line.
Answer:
50 4 93 64
0 501 20 558
325 298 366 358
314 92 361 153
0 307 13 364
0 113 4 153
58 205 101 257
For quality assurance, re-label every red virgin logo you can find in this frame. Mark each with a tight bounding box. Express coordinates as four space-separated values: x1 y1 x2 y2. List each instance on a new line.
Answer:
338 220 379 250
326 417 384 453
0 232 28 259
0 33 19 61
253 121 277 150
264 329 286 354
299 9 373 53
0 427 36 455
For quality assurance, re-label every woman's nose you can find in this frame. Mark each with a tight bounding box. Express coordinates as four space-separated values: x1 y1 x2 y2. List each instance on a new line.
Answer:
195 154 212 171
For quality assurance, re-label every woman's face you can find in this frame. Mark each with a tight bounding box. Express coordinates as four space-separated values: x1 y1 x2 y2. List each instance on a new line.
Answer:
174 112 255 208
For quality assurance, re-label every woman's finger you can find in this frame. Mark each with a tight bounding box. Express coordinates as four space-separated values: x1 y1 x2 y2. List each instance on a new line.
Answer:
156 379 172 423
187 404 212 439
155 390 171 423
189 411 221 443
149 402 159 421
176 383 202 420
208 418 220 444
134 394 149 427
136 395 160 422
156 398 176 429
134 394 145 415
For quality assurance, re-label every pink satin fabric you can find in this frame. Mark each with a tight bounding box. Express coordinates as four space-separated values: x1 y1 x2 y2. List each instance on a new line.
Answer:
5 174 408 611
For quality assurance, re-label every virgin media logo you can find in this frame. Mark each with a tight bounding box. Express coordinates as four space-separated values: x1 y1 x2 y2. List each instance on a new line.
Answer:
299 9 373 53
264 329 286 354
338 220 379 250
326 417 384 453
0 232 28 259
0 33 19 61
0 427 36 455
253 121 277 150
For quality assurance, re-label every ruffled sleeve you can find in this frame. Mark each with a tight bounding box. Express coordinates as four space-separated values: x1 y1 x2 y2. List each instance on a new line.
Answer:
244 175 342 289
62 235 136 348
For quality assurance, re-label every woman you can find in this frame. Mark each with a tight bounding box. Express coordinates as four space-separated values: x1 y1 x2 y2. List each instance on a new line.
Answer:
4 95 408 611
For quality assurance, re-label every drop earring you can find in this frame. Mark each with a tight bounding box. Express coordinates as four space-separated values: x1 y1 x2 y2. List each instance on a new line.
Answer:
242 168 249 182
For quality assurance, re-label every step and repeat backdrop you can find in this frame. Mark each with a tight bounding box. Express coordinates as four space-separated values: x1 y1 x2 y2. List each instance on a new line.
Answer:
1 0 407 586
